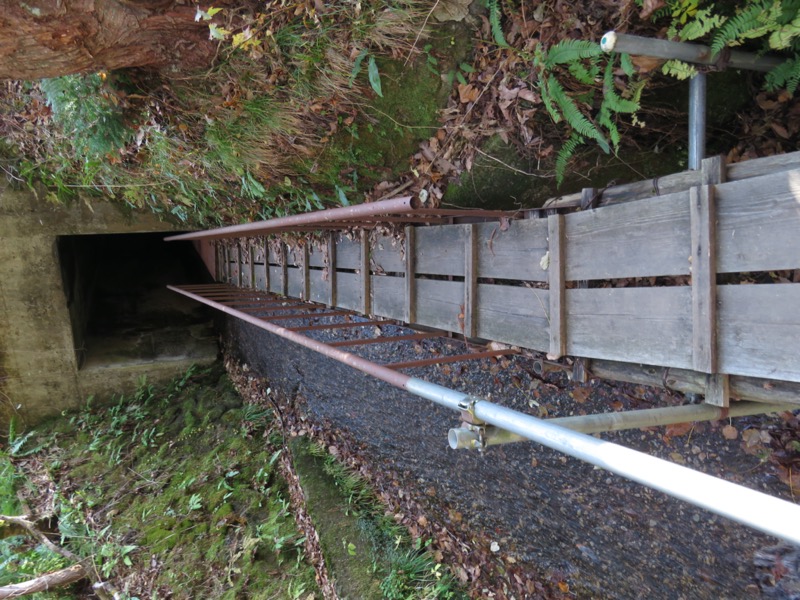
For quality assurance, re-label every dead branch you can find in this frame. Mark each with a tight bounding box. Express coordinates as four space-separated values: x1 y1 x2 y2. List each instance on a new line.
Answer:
0 564 87 599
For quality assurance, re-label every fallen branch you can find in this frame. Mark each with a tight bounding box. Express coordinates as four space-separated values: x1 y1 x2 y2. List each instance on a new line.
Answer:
0 564 86 599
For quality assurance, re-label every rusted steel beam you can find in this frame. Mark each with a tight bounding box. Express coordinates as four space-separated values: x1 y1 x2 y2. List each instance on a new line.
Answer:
287 319 388 332
259 310 352 322
328 332 440 348
385 349 517 370
165 196 419 241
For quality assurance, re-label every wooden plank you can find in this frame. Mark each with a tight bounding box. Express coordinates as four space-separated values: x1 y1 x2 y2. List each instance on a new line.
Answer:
287 267 303 299
464 224 477 337
416 224 465 276
361 229 371 315
371 275 405 321
705 373 730 408
308 241 326 268
372 232 405 273
215 242 222 281
416 279 463 332
566 287 693 368
254 257 267 291
405 225 416 323
280 244 288 296
716 168 800 273
240 244 252 288
268 266 282 294
690 185 717 374
727 150 800 181
565 191 691 280
718 284 800 383
328 232 337 307
236 243 243 287
548 215 566 360
301 244 309 300
335 271 362 312
264 246 270 292
249 245 256 289
476 284 549 351
476 219 548 282
701 155 726 185
336 235 360 270
309 269 327 305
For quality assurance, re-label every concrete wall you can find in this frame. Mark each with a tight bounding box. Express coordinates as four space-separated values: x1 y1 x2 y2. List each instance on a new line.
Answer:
0 186 216 429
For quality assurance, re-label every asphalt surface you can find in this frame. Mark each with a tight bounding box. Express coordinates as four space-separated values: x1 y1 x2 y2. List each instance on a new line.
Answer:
223 312 795 599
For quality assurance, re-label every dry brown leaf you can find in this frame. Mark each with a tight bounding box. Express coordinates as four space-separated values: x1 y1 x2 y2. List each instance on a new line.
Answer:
458 83 480 104
722 424 739 440
432 0 471 22
639 0 666 20
665 421 693 438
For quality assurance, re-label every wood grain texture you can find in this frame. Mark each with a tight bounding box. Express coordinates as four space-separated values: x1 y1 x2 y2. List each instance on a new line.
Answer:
335 271 362 312
718 284 800 382
371 275 405 321
716 169 800 273
705 373 730 408
361 229 371 315
287 267 303 299
727 151 800 181
476 220 548 282
280 244 288 296
690 185 717 373
465 224 478 337
566 287 693 368
328 232 337 307
336 235 361 270
308 241 326 268
416 224 466 275
565 191 691 280
371 233 405 273
268 266 282 294
548 215 566 359
416 279 463 332
405 225 416 323
476 284 549 351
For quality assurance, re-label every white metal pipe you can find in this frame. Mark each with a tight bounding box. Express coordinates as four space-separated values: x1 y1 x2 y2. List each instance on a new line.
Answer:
470 400 800 545
600 31 783 72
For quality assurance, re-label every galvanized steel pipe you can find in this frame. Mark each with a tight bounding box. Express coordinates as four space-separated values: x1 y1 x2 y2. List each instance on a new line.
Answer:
688 72 707 170
600 31 783 72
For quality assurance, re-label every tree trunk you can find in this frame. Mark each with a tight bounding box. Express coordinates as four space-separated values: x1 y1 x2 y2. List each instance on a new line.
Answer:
0 564 86 599
0 0 220 80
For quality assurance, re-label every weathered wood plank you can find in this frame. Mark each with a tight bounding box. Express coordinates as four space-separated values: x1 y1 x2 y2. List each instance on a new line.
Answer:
416 279 463 332
717 168 800 273
301 245 309 300
335 271 362 312
328 232 337 307
240 244 252 288
548 215 566 359
416 224 466 276
287 267 303 299
566 287 693 368
727 151 800 181
464 224 477 338
690 185 717 373
565 191 691 280
372 275 405 321
361 229 371 315
280 244 288 296
405 225 416 323
236 243 243 287
476 219 548 282
308 241 326 268
718 284 800 383
336 235 361 270
254 259 267 291
372 233 405 273
476 284 549 351
268 266 282 294
309 269 327 305
705 373 730 407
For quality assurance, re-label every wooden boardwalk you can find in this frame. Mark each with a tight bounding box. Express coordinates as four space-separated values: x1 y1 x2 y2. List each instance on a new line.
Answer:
215 152 800 407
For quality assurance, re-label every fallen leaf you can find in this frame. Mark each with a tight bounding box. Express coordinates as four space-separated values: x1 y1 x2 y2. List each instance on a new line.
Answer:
722 424 739 440
458 83 480 104
665 421 693 438
432 0 471 22
571 387 590 404
639 0 666 19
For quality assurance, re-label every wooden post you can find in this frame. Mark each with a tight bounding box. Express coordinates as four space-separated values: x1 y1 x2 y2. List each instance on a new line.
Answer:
249 243 256 289
547 214 566 360
264 242 270 293
464 224 478 338
301 244 310 300
223 244 230 284
693 155 729 406
405 225 416 323
215 242 222 282
280 243 288 297
328 232 337 308
236 242 243 287
580 187 597 210
361 229 371 315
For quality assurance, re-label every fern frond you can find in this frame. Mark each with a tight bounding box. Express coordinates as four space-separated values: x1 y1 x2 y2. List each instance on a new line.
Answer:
548 75 609 153
539 75 562 124
567 60 600 85
678 8 724 41
544 40 602 67
602 60 639 114
765 55 800 93
620 53 635 77
555 133 583 187
662 59 697 80
598 107 620 149
488 0 509 48
711 2 780 54
769 14 800 49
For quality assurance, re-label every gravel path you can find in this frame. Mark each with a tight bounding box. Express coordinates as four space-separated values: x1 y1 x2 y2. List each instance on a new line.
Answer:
222 312 796 599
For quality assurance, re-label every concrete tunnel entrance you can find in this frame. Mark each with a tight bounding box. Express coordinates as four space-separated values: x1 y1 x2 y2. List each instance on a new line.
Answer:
57 232 218 382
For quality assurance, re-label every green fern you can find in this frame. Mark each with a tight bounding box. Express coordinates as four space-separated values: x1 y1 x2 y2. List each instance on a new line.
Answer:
711 1 780 54
602 60 639 114
765 55 800 92
548 75 609 153
488 0 509 48
567 60 600 85
555 133 584 187
544 40 602 67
